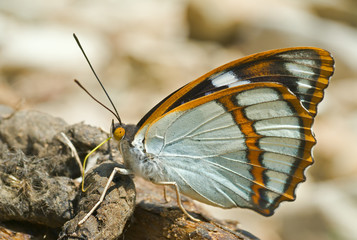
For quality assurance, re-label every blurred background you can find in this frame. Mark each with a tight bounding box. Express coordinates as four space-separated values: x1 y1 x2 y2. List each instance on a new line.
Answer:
0 0 356 239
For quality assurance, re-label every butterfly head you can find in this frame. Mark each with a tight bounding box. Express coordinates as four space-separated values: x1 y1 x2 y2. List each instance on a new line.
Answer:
111 120 126 141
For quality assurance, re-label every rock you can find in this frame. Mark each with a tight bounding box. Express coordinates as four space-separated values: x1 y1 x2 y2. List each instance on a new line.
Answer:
122 178 258 240
0 148 77 227
59 162 136 240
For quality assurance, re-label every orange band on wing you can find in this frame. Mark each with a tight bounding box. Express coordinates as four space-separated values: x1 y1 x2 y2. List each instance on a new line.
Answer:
217 95 267 212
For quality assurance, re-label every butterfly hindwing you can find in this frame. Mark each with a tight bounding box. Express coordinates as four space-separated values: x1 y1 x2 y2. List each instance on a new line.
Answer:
136 47 334 132
133 82 315 216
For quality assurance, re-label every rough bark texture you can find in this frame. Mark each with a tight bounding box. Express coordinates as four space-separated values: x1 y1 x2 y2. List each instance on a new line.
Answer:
0 106 258 240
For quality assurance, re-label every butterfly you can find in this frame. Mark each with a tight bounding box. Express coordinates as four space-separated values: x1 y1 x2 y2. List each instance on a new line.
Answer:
74 39 334 223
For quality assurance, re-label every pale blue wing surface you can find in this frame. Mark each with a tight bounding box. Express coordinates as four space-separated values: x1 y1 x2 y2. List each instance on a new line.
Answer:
139 83 315 215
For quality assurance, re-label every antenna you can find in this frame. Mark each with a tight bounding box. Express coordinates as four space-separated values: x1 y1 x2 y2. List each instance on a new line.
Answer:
73 33 122 124
74 79 121 123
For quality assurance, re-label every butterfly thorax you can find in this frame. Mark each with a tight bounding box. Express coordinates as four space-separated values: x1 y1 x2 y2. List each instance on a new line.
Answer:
118 124 167 183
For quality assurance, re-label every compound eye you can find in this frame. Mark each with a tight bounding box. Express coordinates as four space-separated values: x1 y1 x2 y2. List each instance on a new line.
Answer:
113 127 125 141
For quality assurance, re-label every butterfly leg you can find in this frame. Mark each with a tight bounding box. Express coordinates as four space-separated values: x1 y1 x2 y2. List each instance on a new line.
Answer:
156 181 200 222
60 132 84 175
78 167 132 225
163 185 170 203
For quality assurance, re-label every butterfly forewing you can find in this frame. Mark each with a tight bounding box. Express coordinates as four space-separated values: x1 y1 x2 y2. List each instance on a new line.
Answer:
134 82 315 216
136 47 334 132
